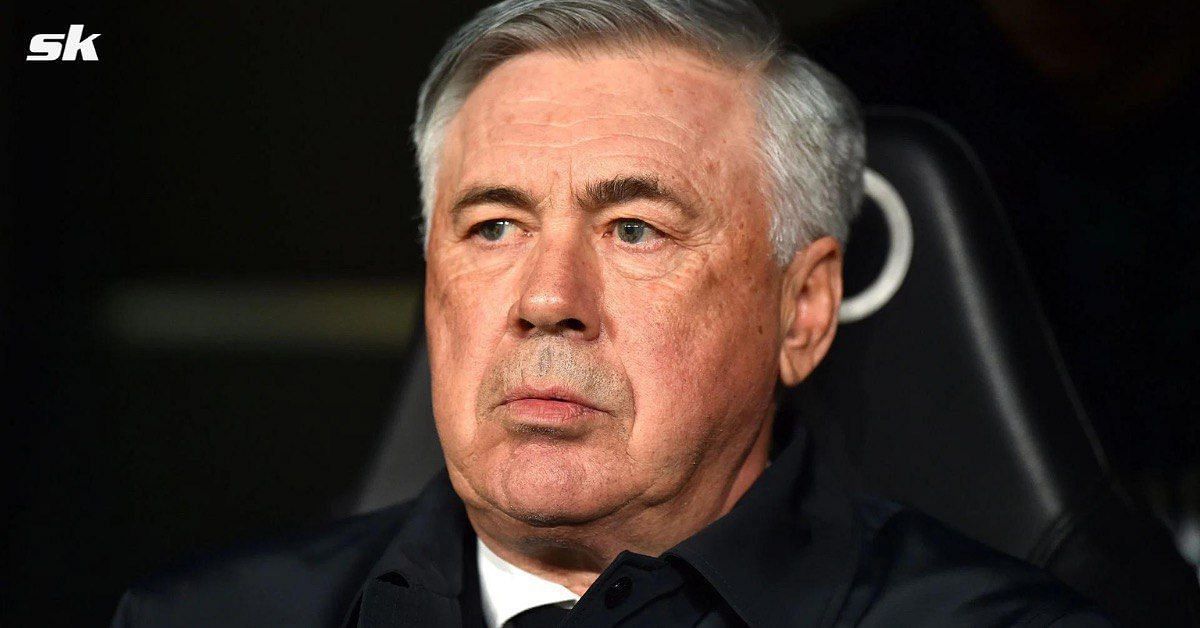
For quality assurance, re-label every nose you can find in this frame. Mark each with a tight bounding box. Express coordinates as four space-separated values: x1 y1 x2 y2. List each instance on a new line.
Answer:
510 231 602 340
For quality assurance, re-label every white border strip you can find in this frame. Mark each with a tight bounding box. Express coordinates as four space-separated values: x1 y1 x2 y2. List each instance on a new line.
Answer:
840 169 913 323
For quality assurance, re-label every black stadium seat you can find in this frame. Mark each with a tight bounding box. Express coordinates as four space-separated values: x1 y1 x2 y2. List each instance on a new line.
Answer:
346 110 1200 627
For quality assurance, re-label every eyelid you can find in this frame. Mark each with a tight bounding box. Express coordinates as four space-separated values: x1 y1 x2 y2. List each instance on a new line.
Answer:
609 218 665 238
459 205 533 231
607 218 671 253
466 218 527 244
467 217 523 233
467 218 504 233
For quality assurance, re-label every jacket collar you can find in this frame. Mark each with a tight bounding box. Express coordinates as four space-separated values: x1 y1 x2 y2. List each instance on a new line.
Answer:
344 472 473 627
345 425 864 627
665 426 864 626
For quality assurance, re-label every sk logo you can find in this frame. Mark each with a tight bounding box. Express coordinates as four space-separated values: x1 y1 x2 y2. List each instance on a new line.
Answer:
27 25 101 61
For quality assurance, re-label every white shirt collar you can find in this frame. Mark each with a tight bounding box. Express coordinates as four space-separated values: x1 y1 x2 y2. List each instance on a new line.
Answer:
476 538 580 628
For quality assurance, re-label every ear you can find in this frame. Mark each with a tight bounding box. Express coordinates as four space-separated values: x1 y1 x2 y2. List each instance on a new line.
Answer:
778 236 844 387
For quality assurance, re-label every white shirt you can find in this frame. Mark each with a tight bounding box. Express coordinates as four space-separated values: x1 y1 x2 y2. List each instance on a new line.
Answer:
476 539 580 628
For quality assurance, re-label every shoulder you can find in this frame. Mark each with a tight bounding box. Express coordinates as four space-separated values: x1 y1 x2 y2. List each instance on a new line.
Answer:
842 497 1115 627
112 502 415 628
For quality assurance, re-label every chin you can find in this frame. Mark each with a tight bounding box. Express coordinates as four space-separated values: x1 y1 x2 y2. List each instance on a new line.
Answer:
489 442 627 528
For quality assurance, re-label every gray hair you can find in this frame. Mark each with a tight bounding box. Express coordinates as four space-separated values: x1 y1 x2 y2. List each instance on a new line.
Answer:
413 0 865 262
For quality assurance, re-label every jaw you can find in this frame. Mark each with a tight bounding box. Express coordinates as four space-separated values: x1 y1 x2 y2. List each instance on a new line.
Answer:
449 409 774 572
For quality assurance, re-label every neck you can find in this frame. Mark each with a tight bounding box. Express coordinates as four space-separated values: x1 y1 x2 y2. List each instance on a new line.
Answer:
466 419 774 596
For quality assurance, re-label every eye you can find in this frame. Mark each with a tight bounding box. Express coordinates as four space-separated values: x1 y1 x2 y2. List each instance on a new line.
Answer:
612 219 661 245
470 219 517 242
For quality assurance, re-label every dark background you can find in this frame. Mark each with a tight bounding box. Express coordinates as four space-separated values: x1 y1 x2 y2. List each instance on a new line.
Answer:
6 0 1198 624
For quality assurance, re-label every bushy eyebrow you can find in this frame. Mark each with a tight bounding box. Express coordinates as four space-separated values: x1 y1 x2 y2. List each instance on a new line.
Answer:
578 176 698 218
448 175 698 220
450 186 536 215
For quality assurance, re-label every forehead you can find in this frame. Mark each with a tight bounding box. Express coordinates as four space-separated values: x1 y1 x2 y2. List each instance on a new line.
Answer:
437 46 762 202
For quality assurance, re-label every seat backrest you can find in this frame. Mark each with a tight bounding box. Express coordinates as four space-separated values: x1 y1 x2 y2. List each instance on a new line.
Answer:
789 110 1199 626
348 110 1199 626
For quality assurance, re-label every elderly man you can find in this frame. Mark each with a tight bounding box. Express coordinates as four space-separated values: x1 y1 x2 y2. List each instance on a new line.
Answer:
114 0 1113 626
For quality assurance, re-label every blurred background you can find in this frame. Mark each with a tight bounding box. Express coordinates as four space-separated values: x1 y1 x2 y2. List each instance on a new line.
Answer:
6 0 1198 624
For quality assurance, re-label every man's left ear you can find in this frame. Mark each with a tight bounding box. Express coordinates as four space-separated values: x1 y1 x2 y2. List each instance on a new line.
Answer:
778 236 843 387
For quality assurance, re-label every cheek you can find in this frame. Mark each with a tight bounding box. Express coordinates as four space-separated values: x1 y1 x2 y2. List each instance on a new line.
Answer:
426 246 518 357
606 253 780 454
425 260 513 449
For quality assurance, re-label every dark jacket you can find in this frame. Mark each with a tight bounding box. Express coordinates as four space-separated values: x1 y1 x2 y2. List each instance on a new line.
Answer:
112 428 1113 627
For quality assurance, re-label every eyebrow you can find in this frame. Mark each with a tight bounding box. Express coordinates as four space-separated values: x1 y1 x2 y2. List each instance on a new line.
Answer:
448 175 699 219
450 186 536 215
578 175 698 218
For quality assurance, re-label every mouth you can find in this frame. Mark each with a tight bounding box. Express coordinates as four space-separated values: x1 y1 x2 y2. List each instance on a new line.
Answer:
498 385 607 429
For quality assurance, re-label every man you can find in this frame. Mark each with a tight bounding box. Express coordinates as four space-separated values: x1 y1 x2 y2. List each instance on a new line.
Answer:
113 0 1113 626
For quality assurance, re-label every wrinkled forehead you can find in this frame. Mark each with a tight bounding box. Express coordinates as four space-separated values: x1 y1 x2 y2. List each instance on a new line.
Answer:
436 46 764 205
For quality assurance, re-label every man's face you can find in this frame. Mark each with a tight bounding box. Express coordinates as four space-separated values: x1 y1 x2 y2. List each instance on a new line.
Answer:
425 47 785 533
